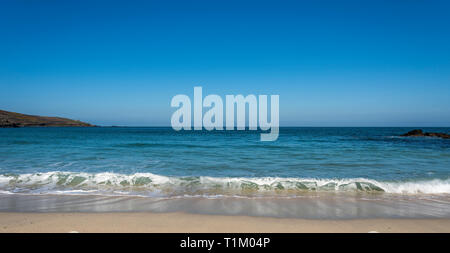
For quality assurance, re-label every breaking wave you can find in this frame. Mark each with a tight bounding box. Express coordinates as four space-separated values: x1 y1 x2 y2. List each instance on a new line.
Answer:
0 171 449 197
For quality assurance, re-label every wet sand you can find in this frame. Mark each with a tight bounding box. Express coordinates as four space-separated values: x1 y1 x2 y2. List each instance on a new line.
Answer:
1 193 449 233
1 212 450 233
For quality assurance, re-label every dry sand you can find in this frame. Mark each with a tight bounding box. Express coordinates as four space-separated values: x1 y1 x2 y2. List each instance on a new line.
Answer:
1 212 449 233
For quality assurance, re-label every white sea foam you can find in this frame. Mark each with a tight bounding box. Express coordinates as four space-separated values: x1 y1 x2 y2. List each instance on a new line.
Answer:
0 171 449 196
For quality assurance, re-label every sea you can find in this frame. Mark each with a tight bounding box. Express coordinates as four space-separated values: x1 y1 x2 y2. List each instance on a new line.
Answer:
1 127 449 218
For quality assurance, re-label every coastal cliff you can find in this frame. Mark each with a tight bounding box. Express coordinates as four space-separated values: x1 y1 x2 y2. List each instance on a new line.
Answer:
0 110 95 127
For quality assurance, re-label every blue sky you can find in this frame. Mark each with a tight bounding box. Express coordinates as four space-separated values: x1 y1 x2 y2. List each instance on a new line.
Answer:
1 0 449 126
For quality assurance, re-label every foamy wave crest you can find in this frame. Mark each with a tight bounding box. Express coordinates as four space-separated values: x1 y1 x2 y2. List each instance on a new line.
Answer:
0 171 449 196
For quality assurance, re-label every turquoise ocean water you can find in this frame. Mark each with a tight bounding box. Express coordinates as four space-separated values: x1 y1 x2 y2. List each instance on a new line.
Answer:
1 127 449 197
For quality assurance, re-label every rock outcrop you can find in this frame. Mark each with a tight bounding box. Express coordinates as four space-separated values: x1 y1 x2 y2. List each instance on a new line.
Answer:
401 129 450 139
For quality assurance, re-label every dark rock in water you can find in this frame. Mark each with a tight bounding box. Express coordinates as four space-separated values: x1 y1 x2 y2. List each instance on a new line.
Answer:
0 109 95 128
424 132 450 139
401 129 423 136
401 129 450 139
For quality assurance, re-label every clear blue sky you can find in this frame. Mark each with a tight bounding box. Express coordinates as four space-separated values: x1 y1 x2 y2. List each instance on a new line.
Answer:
1 0 449 126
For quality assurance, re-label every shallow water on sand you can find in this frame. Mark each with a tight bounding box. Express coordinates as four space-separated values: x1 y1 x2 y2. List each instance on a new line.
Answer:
1 193 449 219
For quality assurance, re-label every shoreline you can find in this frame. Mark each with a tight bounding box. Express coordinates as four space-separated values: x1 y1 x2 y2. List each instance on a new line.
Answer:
1 212 450 233
1 193 450 219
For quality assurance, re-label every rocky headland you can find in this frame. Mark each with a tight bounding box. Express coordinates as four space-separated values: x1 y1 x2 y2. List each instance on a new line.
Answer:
0 110 95 128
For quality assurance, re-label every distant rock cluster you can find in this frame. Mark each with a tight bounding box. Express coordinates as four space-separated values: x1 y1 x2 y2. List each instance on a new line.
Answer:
401 129 450 139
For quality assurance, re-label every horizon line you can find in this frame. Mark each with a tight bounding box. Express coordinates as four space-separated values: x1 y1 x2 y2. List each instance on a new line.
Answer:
93 125 450 128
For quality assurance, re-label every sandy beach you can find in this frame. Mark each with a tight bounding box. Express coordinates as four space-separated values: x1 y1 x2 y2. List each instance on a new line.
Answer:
1 212 449 233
